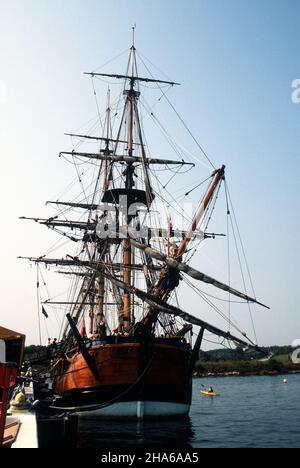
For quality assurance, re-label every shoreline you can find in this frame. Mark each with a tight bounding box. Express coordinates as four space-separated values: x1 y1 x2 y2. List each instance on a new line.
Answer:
194 370 300 378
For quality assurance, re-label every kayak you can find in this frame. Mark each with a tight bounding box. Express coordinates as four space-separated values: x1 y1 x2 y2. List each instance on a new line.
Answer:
200 391 220 397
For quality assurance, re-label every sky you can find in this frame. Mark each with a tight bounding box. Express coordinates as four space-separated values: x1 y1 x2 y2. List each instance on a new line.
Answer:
0 0 299 347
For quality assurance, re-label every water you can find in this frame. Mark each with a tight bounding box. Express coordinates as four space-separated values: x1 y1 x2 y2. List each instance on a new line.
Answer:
78 374 300 448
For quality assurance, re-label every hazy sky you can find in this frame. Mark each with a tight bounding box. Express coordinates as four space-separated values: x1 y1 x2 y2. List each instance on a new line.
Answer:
0 0 299 347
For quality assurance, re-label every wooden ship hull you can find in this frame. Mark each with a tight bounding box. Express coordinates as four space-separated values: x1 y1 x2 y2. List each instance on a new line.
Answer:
52 338 193 419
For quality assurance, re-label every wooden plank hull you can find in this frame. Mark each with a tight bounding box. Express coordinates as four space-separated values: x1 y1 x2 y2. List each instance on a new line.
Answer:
52 339 193 419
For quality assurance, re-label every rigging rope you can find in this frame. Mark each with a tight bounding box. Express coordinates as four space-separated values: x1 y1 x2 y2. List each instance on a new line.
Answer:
182 275 252 344
226 182 257 298
91 76 103 133
225 180 232 333
184 175 212 197
224 181 258 344
36 267 43 346
136 51 216 170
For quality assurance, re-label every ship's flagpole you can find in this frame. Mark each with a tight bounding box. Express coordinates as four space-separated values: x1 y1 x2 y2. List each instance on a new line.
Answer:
132 24 136 49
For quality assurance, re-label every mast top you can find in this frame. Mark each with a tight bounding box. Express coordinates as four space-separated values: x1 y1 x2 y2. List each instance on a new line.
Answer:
132 24 136 50
85 28 180 89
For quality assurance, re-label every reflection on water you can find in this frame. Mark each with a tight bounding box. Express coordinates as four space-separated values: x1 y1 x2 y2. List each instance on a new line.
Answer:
77 375 300 448
78 416 195 448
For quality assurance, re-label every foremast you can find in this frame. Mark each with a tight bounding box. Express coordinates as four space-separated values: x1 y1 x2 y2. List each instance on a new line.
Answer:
96 89 112 332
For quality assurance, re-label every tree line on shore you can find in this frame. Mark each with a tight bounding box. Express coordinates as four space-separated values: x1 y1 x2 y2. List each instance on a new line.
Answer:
195 345 300 376
198 345 295 362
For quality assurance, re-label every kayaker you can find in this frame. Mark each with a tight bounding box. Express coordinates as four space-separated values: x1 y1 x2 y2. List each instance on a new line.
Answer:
208 386 214 393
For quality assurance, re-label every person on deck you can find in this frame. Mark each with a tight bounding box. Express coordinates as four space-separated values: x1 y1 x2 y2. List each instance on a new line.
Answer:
99 322 107 340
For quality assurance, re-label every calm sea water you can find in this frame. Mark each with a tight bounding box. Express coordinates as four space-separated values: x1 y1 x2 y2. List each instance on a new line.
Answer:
78 374 300 448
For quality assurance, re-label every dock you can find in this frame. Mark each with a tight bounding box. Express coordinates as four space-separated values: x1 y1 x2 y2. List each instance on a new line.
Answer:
11 382 38 449
11 412 38 448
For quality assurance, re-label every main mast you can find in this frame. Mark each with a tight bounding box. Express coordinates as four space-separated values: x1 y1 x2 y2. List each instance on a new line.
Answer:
122 37 137 333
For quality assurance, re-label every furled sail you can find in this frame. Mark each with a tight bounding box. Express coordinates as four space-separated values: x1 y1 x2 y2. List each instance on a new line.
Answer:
21 254 267 355
59 151 195 167
125 233 269 309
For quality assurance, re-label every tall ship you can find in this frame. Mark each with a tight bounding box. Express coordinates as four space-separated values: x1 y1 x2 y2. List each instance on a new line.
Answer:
20 33 268 419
